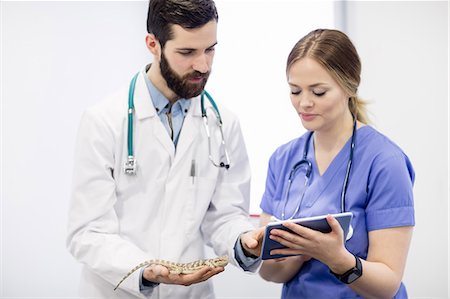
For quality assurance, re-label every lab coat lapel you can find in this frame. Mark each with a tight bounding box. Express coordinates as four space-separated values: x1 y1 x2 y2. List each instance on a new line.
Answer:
153 122 176 159
173 97 202 167
133 73 175 158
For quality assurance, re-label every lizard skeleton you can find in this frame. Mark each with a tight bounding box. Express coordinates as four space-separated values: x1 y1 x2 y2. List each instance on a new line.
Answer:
114 255 229 291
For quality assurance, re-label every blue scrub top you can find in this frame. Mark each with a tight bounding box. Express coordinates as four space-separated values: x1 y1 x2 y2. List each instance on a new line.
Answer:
260 126 415 299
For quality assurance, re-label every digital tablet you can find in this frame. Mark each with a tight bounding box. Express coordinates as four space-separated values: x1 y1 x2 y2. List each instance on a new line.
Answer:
261 212 353 260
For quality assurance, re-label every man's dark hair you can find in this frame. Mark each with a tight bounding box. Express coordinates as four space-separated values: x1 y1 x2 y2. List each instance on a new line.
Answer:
147 0 219 48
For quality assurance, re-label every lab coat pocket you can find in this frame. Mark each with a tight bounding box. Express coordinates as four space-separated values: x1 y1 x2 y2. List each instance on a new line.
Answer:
183 176 218 238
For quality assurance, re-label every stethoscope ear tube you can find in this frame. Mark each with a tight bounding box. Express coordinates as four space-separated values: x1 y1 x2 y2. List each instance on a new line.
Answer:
201 90 222 122
123 73 230 174
123 72 140 175
340 118 357 213
280 118 357 229
201 90 231 169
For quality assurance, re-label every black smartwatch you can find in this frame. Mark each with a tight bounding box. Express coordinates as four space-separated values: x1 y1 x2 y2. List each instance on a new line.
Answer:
331 254 363 284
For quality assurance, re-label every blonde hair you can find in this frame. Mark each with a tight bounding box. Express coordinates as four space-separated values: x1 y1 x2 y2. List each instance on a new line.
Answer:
287 29 369 124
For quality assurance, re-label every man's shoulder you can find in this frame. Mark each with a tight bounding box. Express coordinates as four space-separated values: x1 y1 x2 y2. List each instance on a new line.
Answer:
85 87 128 119
204 101 239 127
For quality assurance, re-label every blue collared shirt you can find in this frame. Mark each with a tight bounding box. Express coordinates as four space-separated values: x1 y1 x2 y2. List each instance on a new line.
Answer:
142 70 191 147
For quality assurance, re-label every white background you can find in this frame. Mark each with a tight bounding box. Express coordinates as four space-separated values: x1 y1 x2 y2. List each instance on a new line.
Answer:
1 1 448 298
344 2 448 297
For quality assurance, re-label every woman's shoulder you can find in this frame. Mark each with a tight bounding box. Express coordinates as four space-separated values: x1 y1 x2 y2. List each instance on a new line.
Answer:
358 125 410 161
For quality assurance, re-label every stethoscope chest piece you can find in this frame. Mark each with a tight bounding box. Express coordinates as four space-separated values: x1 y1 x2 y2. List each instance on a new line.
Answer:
124 156 137 175
346 224 354 241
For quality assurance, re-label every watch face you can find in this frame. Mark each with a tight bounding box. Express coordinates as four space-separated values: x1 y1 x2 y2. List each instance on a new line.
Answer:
331 255 362 284
347 271 360 284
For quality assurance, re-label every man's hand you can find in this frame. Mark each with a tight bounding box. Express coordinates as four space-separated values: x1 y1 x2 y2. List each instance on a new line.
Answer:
143 264 224 286
240 227 265 258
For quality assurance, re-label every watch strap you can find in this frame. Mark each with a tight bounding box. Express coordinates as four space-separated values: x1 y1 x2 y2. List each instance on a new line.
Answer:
330 254 363 284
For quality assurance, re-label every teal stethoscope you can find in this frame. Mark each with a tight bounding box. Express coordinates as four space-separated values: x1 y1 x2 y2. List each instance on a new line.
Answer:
279 118 357 239
123 73 231 175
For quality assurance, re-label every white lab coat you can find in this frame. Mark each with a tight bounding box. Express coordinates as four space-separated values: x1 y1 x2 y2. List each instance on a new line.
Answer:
67 71 256 299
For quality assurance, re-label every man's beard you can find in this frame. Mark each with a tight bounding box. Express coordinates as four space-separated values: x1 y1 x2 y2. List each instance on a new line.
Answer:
160 51 210 99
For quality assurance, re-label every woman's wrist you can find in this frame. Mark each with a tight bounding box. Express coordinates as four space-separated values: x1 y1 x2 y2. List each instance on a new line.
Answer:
327 250 355 274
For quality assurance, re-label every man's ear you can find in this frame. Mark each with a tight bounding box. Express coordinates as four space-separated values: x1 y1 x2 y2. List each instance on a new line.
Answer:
145 34 160 56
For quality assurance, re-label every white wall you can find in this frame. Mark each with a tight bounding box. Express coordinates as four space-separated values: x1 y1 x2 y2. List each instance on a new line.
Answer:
1 1 448 298
1 2 150 297
343 1 449 298
209 0 336 214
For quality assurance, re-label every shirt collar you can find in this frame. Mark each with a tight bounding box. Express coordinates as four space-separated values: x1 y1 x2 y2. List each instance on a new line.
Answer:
142 67 191 117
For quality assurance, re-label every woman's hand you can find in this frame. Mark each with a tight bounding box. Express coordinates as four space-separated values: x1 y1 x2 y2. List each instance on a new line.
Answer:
268 214 350 267
258 212 313 283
